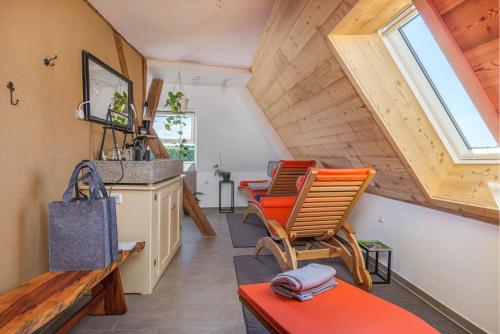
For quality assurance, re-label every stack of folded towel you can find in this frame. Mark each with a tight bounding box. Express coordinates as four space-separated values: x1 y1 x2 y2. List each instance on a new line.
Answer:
270 263 338 301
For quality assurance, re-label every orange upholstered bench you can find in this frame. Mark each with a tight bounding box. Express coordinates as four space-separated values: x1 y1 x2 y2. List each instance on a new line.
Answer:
238 280 438 334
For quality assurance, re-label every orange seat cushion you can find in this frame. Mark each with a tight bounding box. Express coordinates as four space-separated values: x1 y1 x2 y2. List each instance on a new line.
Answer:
238 280 438 334
253 196 295 228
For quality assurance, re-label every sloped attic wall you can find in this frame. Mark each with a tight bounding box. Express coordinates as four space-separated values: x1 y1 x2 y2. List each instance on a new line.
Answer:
248 0 428 204
248 0 498 223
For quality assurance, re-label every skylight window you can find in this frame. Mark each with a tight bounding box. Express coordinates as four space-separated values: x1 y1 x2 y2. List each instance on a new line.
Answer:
381 7 499 162
399 15 497 149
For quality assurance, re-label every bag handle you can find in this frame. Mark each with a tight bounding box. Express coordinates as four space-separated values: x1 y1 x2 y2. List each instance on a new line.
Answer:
62 160 108 202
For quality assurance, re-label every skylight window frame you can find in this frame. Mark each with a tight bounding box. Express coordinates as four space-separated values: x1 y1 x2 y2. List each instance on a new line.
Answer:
379 6 499 164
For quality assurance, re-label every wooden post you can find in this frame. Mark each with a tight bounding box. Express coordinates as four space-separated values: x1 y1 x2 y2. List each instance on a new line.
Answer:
92 269 127 315
144 79 216 237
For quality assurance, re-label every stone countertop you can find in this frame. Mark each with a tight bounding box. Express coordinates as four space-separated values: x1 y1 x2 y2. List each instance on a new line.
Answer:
92 159 183 184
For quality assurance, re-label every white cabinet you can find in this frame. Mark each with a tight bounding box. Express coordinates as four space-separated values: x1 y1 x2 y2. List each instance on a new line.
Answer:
102 176 183 294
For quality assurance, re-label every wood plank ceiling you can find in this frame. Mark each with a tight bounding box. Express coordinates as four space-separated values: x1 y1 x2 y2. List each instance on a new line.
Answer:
438 0 499 112
247 0 498 222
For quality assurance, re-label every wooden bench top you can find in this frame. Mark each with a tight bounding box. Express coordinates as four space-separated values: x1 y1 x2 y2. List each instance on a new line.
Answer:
0 241 145 334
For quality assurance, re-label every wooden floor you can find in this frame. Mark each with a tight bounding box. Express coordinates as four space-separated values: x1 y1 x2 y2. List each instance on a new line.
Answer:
71 208 253 334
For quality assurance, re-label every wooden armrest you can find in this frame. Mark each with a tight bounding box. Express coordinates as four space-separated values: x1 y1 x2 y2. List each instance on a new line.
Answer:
267 220 288 239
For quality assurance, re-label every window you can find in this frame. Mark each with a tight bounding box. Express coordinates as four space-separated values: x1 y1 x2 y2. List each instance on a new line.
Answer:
153 111 196 162
381 6 499 162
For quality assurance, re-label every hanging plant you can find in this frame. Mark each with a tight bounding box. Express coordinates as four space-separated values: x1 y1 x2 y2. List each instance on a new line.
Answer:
164 112 189 160
164 72 190 160
165 91 184 114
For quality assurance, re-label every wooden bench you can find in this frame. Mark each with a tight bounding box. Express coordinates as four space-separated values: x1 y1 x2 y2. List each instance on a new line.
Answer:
0 241 145 334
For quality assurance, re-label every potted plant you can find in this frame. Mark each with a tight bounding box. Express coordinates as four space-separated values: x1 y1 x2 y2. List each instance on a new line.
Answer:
168 71 189 112
165 91 184 114
213 164 231 182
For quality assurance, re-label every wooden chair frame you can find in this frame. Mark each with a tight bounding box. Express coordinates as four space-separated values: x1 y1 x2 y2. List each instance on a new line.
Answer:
240 160 315 222
252 168 376 290
239 160 315 198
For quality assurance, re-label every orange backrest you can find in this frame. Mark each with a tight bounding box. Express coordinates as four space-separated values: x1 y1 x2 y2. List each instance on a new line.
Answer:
268 160 316 195
284 168 375 239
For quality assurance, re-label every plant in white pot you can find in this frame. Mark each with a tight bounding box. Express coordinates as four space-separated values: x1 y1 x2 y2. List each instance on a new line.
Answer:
212 154 231 182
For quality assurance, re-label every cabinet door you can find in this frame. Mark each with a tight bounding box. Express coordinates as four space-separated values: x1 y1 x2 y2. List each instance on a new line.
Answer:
169 185 181 251
157 187 171 276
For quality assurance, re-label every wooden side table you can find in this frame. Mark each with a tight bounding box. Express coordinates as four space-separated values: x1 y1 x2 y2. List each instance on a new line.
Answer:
358 240 392 284
219 180 234 213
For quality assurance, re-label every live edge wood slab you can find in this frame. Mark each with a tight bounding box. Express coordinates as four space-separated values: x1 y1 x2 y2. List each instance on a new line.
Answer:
0 241 145 334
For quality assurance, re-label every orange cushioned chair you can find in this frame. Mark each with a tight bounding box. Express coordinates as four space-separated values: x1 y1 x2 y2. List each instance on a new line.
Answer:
239 160 316 200
238 280 438 334
249 167 376 290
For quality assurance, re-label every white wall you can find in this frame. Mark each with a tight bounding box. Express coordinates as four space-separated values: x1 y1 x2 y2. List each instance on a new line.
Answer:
349 193 500 333
158 83 281 207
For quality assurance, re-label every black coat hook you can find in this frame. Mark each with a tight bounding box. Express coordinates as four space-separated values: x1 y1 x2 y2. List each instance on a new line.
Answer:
7 81 19 105
44 54 58 66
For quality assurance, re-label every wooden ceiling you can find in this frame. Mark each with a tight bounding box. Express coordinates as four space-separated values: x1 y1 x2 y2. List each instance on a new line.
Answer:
248 0 428 204
438 0 499 112
248 0 499 223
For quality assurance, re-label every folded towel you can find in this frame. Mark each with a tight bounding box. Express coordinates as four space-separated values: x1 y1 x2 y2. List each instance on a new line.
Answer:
271 263 336 292
248 182 270 190
270 263 338 301
272 277 338 301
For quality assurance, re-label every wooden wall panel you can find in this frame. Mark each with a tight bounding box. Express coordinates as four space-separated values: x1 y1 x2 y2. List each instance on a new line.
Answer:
249 0 498 223
249 0 428 207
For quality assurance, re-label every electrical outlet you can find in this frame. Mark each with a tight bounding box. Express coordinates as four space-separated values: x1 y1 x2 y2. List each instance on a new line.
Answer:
110 193 123 204
377 214 385 223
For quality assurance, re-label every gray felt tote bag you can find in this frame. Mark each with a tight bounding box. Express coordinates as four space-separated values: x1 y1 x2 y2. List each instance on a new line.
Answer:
48 160 119 271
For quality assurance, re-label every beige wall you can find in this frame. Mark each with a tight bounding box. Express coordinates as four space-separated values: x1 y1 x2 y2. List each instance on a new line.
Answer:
0 0 144 292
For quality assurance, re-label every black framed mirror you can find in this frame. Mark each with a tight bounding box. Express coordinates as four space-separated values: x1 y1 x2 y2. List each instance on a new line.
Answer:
82 50 134 132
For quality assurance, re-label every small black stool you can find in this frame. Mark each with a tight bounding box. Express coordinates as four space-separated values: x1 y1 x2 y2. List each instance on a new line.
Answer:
219 180 234 213
358 240 392 284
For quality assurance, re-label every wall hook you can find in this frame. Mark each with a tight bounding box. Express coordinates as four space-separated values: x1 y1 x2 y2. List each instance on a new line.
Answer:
44 54 58 66
7 81 19 105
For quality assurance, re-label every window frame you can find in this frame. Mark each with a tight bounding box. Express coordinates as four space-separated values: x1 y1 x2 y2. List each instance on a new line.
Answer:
153 109 197 163
154 110 196 145
380 6 499 164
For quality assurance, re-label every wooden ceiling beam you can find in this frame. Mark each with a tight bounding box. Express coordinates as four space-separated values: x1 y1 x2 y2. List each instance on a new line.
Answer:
113 31 129 79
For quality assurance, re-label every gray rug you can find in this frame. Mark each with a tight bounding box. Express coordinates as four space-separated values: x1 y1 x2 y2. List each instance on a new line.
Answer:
226 213 269 248
233 255 467 334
